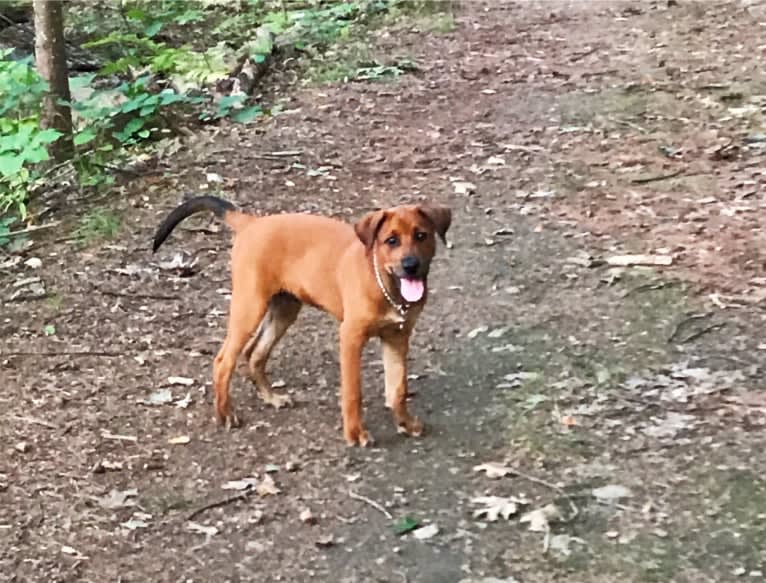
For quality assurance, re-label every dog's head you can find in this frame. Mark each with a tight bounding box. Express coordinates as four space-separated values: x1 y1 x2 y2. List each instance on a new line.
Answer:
355 204 451 304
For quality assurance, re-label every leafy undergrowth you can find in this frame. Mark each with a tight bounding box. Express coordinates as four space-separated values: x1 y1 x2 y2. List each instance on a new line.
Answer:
1 0 449 245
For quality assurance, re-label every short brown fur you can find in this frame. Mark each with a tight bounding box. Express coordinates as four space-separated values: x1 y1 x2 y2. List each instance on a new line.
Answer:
153 197 451 446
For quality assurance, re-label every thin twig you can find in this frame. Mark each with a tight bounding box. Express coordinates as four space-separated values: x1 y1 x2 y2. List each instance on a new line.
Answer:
3 293 52 303
0 350 122 357
668 312 713 343
11 415 57 429
101 432 137 442
630 169 683 184
569 46 598 63
96 287 179 301
622 280 678 298
507 467 579 520
3 221 62 239
678 322 726 344
610 116 649 134
187 488 257 521
348 489 393 520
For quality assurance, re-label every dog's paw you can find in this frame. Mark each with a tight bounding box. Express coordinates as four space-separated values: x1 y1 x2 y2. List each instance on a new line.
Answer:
396 415 424 437
260 391 293 409
344 425 375 447
215 407 241 430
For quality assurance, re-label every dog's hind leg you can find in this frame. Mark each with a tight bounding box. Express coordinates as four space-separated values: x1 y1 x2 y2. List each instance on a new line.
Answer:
242 292 302 409
213 290 269 429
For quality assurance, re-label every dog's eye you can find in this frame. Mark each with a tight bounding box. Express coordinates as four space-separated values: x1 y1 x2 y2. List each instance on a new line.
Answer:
415 231 427 242
385 235 399 247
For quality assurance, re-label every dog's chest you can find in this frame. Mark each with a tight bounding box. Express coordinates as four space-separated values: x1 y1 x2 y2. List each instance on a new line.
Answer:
374 303 424 333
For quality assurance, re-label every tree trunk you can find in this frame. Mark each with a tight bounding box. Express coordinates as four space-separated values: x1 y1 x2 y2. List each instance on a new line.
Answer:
33 0 73 162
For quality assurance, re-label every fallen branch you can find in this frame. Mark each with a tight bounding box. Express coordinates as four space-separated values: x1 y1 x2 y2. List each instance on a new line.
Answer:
187 488 257 522
348 489 393 520
630 169 683 184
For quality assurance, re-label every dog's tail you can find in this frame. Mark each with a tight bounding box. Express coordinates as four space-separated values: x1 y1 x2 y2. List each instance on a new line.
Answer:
152 195 248 253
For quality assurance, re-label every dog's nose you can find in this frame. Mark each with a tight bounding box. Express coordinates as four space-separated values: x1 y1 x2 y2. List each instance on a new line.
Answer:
401 256 420 276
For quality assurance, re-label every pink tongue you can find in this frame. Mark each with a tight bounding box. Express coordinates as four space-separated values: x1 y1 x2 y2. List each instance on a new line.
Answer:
400 278 424 303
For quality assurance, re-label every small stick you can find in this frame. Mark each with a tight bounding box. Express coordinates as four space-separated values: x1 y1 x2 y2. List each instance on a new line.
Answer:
187 488 256 521
630 169 683 184
569 46 598 63
610 116 649 134
1 350 122 358
96 287 179 301
668 312 712 343
11 415 57 429
678 322 726 344
506 467 579 520
3 221 62 238
348 489 393 520
101 432 137 442
260 150 303 157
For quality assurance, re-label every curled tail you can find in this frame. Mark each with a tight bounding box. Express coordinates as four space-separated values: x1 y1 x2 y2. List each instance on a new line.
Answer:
152 195 245 252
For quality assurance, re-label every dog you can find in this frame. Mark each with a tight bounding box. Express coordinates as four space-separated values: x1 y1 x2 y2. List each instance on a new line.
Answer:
152 196 451 446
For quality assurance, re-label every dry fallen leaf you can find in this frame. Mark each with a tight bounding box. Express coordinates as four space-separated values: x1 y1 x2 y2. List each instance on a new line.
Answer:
98 488 138 510
121 513 150 530
167 376 195 386
187 521 219 536
453 181 477 195
592 484 633 503
222 477 259 491
256 474 281 497
467 325 489 339
560 415 577 427
520 503 562 532
472 496 524 521
140 388 173 406
300 508 316 524
315 534 335 548
473 462 513 479
412 523 440 540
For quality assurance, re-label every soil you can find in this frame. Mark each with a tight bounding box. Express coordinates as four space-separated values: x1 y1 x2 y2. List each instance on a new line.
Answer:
3 1 766 582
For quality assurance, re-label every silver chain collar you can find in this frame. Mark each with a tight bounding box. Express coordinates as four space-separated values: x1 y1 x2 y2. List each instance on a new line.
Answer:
373 252 409 328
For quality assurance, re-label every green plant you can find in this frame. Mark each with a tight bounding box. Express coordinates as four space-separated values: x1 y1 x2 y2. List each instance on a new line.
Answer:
0 51 62 219
75 209 121 243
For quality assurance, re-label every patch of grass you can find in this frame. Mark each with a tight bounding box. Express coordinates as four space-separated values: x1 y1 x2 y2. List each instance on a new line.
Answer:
75 209 121 244
306 39 373 84
418 12 456 33
46 292 63 311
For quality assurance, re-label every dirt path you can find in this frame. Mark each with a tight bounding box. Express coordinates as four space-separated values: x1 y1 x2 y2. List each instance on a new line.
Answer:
3 2 766 582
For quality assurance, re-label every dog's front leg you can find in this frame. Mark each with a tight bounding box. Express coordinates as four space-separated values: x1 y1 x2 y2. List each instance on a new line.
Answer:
339 322 372 446
381 329 424 437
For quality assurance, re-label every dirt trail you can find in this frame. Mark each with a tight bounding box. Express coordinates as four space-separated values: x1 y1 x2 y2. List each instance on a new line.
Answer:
3 2 766 582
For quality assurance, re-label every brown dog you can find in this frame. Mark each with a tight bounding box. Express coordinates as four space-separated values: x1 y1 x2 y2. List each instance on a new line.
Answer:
152 196 451 446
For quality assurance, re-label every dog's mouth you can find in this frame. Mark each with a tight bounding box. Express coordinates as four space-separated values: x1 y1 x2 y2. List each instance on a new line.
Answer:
397 276 425 303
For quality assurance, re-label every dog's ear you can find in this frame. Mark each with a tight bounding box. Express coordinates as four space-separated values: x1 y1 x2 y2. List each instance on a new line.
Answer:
354 209 388 249
418 206 452 244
